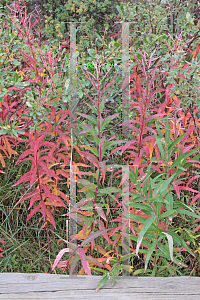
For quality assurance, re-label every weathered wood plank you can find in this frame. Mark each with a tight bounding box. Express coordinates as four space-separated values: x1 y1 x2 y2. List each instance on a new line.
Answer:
0 291 199 300
0 273 199 300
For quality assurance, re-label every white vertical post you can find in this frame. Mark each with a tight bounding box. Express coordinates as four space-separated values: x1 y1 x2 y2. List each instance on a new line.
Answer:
122 165 130 275
68 22 77 275
122 22 130 138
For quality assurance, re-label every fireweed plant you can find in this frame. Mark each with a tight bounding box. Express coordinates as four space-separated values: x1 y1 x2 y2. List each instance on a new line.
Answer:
0 0 80 259
0 0 200 293
52 57 130 283
52 50 200 289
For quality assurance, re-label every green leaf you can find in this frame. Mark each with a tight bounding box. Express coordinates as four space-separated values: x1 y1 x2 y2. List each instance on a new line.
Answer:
95 32 102 41
104 24 109 30
101 140 125 158
81 128 99 144
99 101 105 113
77 89 83 98
156 139 166 162
101 114 119 131
114 42 121 48
81 145 98 157
16 129 25 135
87 49 96 57
77 113 97 125
145 239 158 271
174 200 194 212
13 60 21 66
130 235 152 248
173 258 187 268
176 208 200 219
126 213 149 223
65 78 70 91
11 130 18 138
26 102 32 108
168 230 194 257
168 134 186 154
182 146 200 159
99 187 121 195
13 72 19 82
135 52 143 60
157 243 169 258
78 184 97 192
155 122 164 138
110 264 120 285
136 216 156 254
134 268 151 275
165 193 174 215
157 174 176 196
162 232 173 262
160 209 177 220
121 253 134 261
53 73 59 84
0 129 8 136
96 273 109 292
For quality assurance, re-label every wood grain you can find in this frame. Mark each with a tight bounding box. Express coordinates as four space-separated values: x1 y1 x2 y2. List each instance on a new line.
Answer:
0 273 199 299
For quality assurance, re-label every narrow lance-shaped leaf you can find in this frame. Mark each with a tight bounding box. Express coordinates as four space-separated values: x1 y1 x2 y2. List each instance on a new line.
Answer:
95 204 107 222
52 248 74 270
168 133 186 154
136 216 156 255
79 151 99 168
80 229 110 247
163 232 173 262
77 247 91 275
69 253 79 275
145 234 164 271
96 273 110 292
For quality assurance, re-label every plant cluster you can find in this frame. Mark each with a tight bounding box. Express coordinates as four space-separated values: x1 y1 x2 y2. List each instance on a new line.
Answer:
0 0 200 292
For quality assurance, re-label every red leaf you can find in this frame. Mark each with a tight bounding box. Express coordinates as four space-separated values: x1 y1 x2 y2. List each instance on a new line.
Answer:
179 186 199 194
52 248 74 270
80 229 110 247
46 210 56 228
53 194 67 208
33 136 43 160
15 149 32 165
77 248 91 275
12 171 31 187
28 194 39 210
40 201 46 219
56 169 69 178
41 184 55 204
58 191 69 203
194 224 200 232
79 151 99 168
145 114 165 122
39 161 52 179
86 255 104 268
173 182 180 199
69 254 79 275
187 176 200 187
29 164 37 187
190 193 200 206
95 205 107 222
27 205 41 221
15 190 39 208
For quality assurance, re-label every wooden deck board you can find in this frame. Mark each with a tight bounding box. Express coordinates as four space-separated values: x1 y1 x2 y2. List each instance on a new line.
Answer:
0 273 199 299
